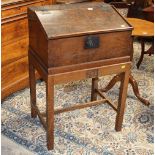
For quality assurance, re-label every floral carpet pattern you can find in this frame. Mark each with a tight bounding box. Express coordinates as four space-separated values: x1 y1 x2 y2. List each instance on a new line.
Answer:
1 41 154 155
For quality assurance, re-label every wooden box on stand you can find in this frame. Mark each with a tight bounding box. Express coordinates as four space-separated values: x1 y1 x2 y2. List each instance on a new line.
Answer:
28 2 133 150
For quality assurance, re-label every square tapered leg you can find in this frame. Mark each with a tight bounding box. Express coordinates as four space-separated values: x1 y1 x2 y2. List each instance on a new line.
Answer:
29 57 37 118
115 71 130 131
46 77 54 150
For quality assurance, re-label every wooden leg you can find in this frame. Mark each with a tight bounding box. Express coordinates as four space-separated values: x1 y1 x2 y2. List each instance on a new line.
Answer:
137 39 145 69
46 77 54 150
129 75 150 106
148 43 154 56
100 74 121 92
91 77 99 101
115 71 130 131
101 73 150 106
29 59 37 118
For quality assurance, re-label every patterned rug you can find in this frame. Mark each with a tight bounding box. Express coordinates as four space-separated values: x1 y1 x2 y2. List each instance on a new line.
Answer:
1 41 154 155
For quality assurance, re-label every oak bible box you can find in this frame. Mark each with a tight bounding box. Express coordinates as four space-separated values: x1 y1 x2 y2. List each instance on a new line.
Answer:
28 2 133 150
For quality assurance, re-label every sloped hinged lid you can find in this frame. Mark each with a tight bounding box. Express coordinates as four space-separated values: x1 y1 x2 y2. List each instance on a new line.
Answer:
29 2 133 39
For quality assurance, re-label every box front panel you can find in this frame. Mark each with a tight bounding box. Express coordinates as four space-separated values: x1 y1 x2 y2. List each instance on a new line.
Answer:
48 31 133 67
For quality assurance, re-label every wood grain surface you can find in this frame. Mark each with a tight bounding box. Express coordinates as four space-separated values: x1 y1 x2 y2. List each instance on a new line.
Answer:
127 18 154 37
1 0 52 100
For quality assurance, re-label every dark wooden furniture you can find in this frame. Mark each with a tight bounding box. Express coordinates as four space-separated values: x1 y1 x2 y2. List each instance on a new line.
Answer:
106 0 153 18
28 2 133 150
110 1 133 17
110 1 154 19
127 18 154 68
143 6 154 22
126 0 153 19
1 0 54 100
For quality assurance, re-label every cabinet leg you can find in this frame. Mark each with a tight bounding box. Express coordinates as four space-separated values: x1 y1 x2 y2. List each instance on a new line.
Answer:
46 77 54 150
115 71 130 131
29 61 37 118
137 39 145 69
91 77 99 101
101 74 150 106
101 74 121 92
129 75 150 106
